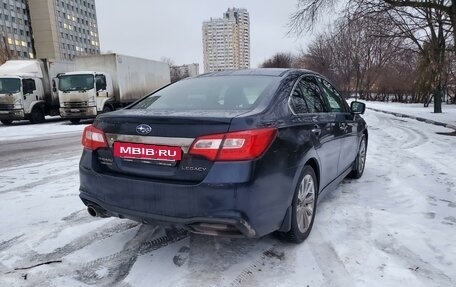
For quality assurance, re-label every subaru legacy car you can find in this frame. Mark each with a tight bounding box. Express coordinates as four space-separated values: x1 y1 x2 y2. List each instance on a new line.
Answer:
79 69 367 243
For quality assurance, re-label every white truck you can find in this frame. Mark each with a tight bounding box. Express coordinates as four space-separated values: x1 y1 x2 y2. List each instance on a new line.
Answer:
0 59 74 125
58 53 170 124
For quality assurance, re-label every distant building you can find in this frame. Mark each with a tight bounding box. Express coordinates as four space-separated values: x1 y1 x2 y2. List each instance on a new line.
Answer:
202 8 250 72
0 0 100 61
0 1 34 59
170 63 199 82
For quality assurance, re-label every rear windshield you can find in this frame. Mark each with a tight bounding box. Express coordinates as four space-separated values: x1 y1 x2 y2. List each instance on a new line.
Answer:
130 76 279 111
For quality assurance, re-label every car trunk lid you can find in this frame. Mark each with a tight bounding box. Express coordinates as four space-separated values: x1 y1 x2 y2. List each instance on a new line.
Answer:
93 109 247 182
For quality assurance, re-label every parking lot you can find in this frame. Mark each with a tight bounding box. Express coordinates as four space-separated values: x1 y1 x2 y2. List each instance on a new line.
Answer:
0 109 455 287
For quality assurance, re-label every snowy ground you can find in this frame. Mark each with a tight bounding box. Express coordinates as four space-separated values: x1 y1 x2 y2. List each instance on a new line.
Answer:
0 110 455 286
361 101 456 126
0 117 90 142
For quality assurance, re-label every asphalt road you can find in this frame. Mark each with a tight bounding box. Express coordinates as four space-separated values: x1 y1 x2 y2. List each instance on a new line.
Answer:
0 131 83 169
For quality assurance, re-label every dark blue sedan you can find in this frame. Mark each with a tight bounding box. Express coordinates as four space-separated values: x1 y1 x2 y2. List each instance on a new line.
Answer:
79 68 368 243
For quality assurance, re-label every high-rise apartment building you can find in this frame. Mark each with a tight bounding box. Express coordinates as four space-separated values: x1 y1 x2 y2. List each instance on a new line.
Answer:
202 8 250 72
0 0 100 61
0 0 34 59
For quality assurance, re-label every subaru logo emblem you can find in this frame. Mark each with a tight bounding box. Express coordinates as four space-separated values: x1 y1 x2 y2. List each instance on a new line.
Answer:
136 124 152 135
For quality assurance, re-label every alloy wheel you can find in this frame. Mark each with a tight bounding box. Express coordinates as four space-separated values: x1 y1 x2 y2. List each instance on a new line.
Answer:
296 174 316 233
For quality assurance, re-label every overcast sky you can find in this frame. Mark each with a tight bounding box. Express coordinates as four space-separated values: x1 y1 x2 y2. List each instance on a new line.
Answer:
94 0 318 69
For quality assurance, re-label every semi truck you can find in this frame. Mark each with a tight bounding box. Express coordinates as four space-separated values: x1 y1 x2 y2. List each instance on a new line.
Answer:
58 53 171 124
0 59 74 125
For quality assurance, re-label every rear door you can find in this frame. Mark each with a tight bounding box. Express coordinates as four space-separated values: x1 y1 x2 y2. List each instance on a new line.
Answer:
317 77 358 173
289 76 342 189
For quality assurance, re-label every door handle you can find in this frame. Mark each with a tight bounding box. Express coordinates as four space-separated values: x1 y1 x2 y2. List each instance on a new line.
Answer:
311 126 321 136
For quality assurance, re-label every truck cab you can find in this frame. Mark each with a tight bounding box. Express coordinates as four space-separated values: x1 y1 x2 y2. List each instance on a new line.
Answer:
0 76 45 125
58 71 114 124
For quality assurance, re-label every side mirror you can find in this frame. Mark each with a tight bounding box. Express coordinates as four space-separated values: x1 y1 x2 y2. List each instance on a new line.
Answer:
350 101 366 115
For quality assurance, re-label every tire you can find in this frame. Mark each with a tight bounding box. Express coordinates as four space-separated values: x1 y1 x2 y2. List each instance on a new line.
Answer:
279 165 318 243
347 135 367 179
70 118 81 124
29 107 45 124
102 105 112 113
1 119 13 125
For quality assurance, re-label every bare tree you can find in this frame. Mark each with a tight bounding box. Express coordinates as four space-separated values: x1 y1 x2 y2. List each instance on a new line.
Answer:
160 57 175 67
352 0 450 112
160 57 187 83
290 0 452 112
296 14 407 99
260 52 295 68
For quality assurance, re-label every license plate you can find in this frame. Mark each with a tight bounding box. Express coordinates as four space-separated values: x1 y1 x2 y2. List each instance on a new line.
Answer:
113 142 182 161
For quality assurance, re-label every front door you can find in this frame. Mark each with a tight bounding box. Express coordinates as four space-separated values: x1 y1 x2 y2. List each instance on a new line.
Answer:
21 78 37 114
317 78 359 173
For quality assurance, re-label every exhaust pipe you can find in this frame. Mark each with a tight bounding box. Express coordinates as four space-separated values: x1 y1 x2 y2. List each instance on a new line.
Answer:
87 205 98 217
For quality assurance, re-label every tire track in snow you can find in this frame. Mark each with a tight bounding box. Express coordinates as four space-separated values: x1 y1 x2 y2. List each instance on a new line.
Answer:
76 227 188 286
3 226 188 286
365 111 456 282
2 220 140 274
307 229 356 287
0 156 79 194
375 237 454 286
374 111 455 196
0 234 25 252
392 124 429 150
0 171 77 194
228 244 280 287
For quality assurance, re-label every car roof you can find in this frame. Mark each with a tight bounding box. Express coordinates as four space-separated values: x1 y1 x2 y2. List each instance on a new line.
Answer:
196 68 321 78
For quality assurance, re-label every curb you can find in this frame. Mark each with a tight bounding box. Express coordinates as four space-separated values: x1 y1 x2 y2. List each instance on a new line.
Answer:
367 107 456 131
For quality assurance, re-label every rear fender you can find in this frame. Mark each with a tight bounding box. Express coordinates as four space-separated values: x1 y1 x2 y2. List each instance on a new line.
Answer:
278 147 321 232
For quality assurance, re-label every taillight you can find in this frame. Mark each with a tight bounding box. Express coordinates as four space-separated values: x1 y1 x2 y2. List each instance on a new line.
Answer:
189 128 277 161
82 125 108 150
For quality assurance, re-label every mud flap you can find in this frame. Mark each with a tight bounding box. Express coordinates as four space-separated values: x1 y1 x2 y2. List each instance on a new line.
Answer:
278 205 292 232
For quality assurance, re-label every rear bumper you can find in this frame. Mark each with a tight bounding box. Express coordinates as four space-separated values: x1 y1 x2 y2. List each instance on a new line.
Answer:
80 193 255 237
79 150 295 238
0 109 25 120
60 106 97 118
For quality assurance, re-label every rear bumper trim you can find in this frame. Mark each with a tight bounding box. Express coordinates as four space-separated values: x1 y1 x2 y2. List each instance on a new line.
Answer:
80 193 256 238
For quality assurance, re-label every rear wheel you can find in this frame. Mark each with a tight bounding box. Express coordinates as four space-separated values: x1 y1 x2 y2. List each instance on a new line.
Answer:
1 119 13 125
70 118 81 124
102 105 112 113
348 136 367 179
280 165 318 243
29 107 45 124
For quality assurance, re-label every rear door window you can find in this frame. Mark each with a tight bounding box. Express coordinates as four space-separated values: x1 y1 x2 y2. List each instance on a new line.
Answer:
289 79 309 114
289 76 328 114
302 77 327 113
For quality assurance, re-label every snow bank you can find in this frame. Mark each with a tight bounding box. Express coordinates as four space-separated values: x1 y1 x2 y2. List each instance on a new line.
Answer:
0 117 89 142
360 101 456 126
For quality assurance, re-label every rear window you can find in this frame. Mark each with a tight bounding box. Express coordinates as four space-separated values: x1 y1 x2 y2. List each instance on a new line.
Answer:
130 76 278 111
